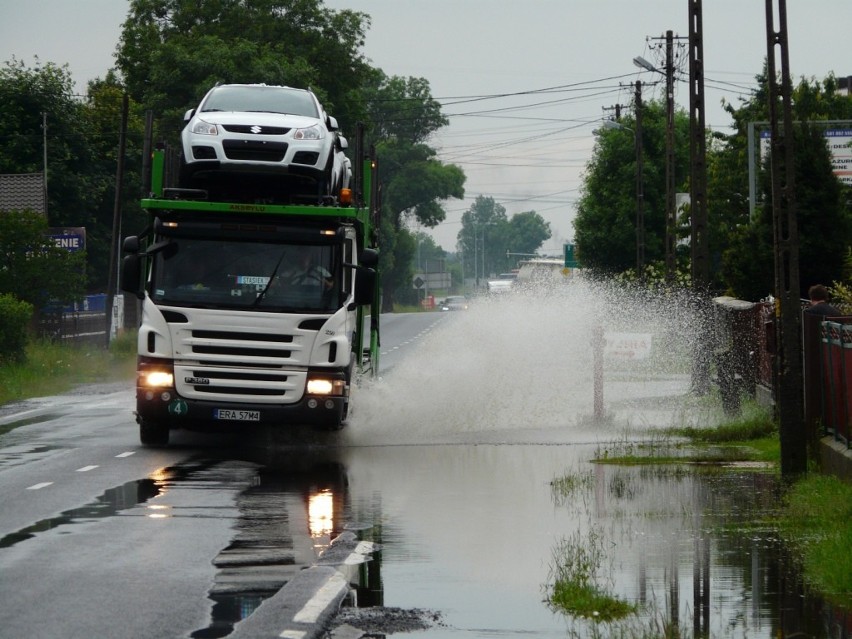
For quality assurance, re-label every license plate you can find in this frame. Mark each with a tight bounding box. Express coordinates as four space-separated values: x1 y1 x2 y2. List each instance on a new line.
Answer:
214 409 260 422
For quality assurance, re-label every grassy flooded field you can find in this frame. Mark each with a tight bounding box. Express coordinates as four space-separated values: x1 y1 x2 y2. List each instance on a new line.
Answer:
546 402 851 637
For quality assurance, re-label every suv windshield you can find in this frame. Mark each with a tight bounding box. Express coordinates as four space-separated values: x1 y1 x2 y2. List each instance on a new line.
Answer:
151 238 342 313
200 86 319 118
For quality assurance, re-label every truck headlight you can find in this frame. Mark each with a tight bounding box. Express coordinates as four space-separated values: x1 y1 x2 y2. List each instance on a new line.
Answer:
143 371 175 388
306 377 345 396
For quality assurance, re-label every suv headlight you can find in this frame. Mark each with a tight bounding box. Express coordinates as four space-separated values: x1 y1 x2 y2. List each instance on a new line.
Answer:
191 120 218 136
293 124 324 141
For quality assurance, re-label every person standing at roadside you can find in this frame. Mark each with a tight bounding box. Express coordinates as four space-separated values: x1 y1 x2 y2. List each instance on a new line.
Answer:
805 284 842 316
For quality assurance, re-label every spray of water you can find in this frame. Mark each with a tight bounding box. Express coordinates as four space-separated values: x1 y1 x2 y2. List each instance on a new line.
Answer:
347 276 721 446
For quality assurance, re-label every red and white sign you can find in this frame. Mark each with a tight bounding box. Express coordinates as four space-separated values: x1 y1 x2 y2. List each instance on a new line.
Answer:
603 332 653 360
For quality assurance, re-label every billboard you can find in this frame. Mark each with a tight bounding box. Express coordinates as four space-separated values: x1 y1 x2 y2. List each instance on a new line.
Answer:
760 127 852 185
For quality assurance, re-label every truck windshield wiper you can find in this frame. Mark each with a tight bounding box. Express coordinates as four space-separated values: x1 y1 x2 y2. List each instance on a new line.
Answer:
252 250 288 307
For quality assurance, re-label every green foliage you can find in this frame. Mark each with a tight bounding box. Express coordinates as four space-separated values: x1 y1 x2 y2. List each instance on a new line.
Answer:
0 210 86 310
457 196 551 277
547 528 636 621
0 294 33 364
0 60 147 292
779 474 852 607
574 101 691 275
0 334 137 409
116 0 375 139
713 71 852 300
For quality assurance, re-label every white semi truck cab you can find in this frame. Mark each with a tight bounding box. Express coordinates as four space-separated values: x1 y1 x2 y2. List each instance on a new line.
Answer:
121 145 380 446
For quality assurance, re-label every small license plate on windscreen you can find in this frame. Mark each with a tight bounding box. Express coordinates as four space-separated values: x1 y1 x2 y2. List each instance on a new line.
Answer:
214 409 260 422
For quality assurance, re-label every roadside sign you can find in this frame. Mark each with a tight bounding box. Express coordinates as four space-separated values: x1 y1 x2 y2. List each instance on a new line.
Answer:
603 332 653 360
564 243 579 268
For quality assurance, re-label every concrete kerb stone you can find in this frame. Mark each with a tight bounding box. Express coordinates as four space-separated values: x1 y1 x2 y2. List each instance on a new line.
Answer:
229 565 348 639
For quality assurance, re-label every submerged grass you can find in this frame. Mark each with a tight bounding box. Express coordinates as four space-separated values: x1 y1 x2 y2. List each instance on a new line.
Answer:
0 332 137 408
546 528 637 622
594 402 780 466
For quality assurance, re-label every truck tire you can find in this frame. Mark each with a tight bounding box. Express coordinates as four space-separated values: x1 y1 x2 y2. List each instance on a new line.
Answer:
139 419 170 447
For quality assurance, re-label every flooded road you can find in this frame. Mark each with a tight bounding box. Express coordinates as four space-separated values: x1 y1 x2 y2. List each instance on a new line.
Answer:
324 283 849 638
1 281 849 638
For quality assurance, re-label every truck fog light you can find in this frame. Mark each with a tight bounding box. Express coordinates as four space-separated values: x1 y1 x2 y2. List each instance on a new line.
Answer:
161 392 171 402
307 398 318 409
324 399 335 410
145 391 154 401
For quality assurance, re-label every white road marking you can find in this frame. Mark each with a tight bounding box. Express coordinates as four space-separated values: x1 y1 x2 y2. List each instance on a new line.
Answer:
115 451 135 458
76 465 98 472
293 573 348 624
278 632 306 639
27 482 53 490
343 541 377 565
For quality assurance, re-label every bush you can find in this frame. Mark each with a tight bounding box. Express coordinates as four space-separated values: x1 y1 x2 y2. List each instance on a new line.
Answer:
0 294 34 363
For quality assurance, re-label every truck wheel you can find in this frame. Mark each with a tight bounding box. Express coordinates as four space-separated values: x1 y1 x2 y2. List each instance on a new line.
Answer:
139 420 170 447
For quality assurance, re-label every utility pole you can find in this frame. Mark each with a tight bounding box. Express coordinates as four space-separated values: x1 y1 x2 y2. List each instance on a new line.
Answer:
688 0 710 395
634 32 683 282
105 93 129 346
688 2 708 289
42 112 48 217
765 0 805 475
634 81 645 278
664 30 676 282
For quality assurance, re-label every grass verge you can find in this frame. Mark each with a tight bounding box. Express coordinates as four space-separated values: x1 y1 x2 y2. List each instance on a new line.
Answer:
0 332 137 408
778 473 852 608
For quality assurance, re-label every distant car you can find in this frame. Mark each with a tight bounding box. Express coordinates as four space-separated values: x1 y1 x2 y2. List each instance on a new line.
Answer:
487 272 517 294
440 296 469 311
179 84 351 201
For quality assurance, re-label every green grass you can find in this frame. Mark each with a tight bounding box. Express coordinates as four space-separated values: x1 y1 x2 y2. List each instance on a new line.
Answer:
0 332 137 408
594 402 780 466
546 529 637 622
778 474 852 608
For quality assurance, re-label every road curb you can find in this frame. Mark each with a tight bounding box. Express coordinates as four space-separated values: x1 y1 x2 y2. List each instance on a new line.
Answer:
229 566 348 639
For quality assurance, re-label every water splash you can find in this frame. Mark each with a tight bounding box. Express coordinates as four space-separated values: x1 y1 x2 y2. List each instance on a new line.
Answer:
348 276 721 446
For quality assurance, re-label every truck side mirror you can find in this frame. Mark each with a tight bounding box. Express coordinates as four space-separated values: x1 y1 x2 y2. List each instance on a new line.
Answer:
121 254 143 299
360 248 379 268
123 235 140 254
354 268 376 306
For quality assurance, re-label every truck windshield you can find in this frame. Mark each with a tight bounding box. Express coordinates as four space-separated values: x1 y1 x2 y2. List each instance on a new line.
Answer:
150 238 343 313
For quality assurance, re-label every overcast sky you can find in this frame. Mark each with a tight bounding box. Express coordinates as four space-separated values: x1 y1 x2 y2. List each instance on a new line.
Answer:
2 0 850 252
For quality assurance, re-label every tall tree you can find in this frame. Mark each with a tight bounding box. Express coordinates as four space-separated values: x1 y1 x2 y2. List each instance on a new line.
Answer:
366 75 465 309
457 196 551 282
0 60 144 291
715 71 852 300
115 0 374 141
573 101 691 276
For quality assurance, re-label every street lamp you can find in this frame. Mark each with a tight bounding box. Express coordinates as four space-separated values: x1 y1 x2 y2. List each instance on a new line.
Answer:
633 56 659 74
595 117 645 278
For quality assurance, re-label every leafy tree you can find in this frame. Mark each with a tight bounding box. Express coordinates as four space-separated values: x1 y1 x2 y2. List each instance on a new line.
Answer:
0 210 86 311
458 196 551 283
715 71 852 300
115 0 374 140
368 76 465 309
0 60 145 292
573 100 691 275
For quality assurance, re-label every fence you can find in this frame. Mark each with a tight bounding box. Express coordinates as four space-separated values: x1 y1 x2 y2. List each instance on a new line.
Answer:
714 297 851 450
805 316 852 447
34 294 138 348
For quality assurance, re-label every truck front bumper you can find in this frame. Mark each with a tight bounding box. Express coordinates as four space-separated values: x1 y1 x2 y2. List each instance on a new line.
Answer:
135 388 347 431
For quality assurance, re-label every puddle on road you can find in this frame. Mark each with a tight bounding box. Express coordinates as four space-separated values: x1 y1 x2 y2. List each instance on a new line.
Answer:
0 477 162 548
330 282 849 638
